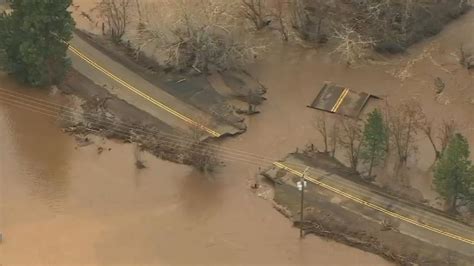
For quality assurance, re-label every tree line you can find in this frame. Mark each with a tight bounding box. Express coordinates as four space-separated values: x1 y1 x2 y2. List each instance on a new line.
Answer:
0 0 470 85
314 101 474 214
94 0 470 73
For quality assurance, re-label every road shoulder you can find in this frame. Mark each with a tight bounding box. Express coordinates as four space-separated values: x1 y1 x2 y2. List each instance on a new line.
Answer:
263 152 474 265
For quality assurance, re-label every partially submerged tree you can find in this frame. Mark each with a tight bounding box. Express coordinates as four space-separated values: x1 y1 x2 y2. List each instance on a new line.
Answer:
353 0 469 53
434 133 474 212
329 119 339 158
339 118 363 171
420 117 441 161
136 0 265 72
361 109 387 178
98 0 132 43
290 0 331 43
314 113 339 157
420 118 457 161
314 113 328 153
183 119 219 173
387 100 424 169
0 0 75 86
271 0 290 41
240 0 268 30
332 25 375 66
439 120 457 156
187 138 219 172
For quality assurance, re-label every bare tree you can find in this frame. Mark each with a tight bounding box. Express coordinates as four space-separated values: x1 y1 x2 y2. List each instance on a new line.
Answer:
332 24 375 65
352 1 403 40
187 139 219 172
329 118 340 158
382 100 392 155
339 118 363 171
420 117 441 160
353 0 470 53
134 0 142 22
136 0 265 72
420 116 457 162
314 113 328 153
395 0 416 44
289 0 307 37
98 0 132 43
438 120 457 155
182 119 220 172
240 0 268 30
271 0 289 41
314 113 339 157
290 0 331 43
387 100 424 169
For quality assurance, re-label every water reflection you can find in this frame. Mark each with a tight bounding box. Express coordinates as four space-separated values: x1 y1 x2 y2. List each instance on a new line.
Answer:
179 170 222 220
0 75 72 212
0 71 387 264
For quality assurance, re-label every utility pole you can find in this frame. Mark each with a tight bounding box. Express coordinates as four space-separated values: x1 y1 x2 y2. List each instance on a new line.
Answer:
297 167 309 239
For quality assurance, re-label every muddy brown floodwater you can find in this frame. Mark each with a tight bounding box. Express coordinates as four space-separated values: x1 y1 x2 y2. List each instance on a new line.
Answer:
0 73 388 265
4 1 473 264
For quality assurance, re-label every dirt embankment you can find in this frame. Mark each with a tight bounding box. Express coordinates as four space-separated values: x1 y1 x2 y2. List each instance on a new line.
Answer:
295 151 473 225
59 30 270 169
270 184 472 266
264 152 474 266
58 69 219 168
73 30 268 130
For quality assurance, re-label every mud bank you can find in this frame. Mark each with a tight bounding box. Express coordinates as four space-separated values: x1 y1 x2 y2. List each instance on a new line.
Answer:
58 69 220 169
0 72 389 265
293 151 472 225
73 30 269 131
264 152 474 265
269 184 472 265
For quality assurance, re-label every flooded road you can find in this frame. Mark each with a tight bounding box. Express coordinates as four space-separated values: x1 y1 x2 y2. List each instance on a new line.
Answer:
4 2 473 264
0 73 387 265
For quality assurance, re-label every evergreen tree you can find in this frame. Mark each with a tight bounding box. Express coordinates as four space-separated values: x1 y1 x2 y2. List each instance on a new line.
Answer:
434 133 474 212
0 0 75 86
361 109 387 177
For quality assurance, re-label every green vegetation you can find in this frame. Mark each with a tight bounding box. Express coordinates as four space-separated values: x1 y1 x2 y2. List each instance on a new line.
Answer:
0 48 6 71
0 0 75 86
361 109 387 178
434 133 474 212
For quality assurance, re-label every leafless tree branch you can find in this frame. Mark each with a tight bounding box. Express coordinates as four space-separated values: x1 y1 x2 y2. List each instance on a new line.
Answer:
98 0 132 43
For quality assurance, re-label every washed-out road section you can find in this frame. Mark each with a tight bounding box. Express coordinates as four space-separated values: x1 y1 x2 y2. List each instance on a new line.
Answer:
68 34 241 138
269 154 474 258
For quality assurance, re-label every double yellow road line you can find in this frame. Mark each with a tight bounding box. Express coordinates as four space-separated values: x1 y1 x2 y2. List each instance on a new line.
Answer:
69 42 474 245
331 88 349 113
68 45 221 137
273 162 474 246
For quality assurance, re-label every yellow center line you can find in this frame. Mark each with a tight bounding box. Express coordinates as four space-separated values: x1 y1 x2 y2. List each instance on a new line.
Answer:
334 89 349 112
330 88 347 112
273 162 474 246
68 45 221 138
331 88 349 113
70 40 473 245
